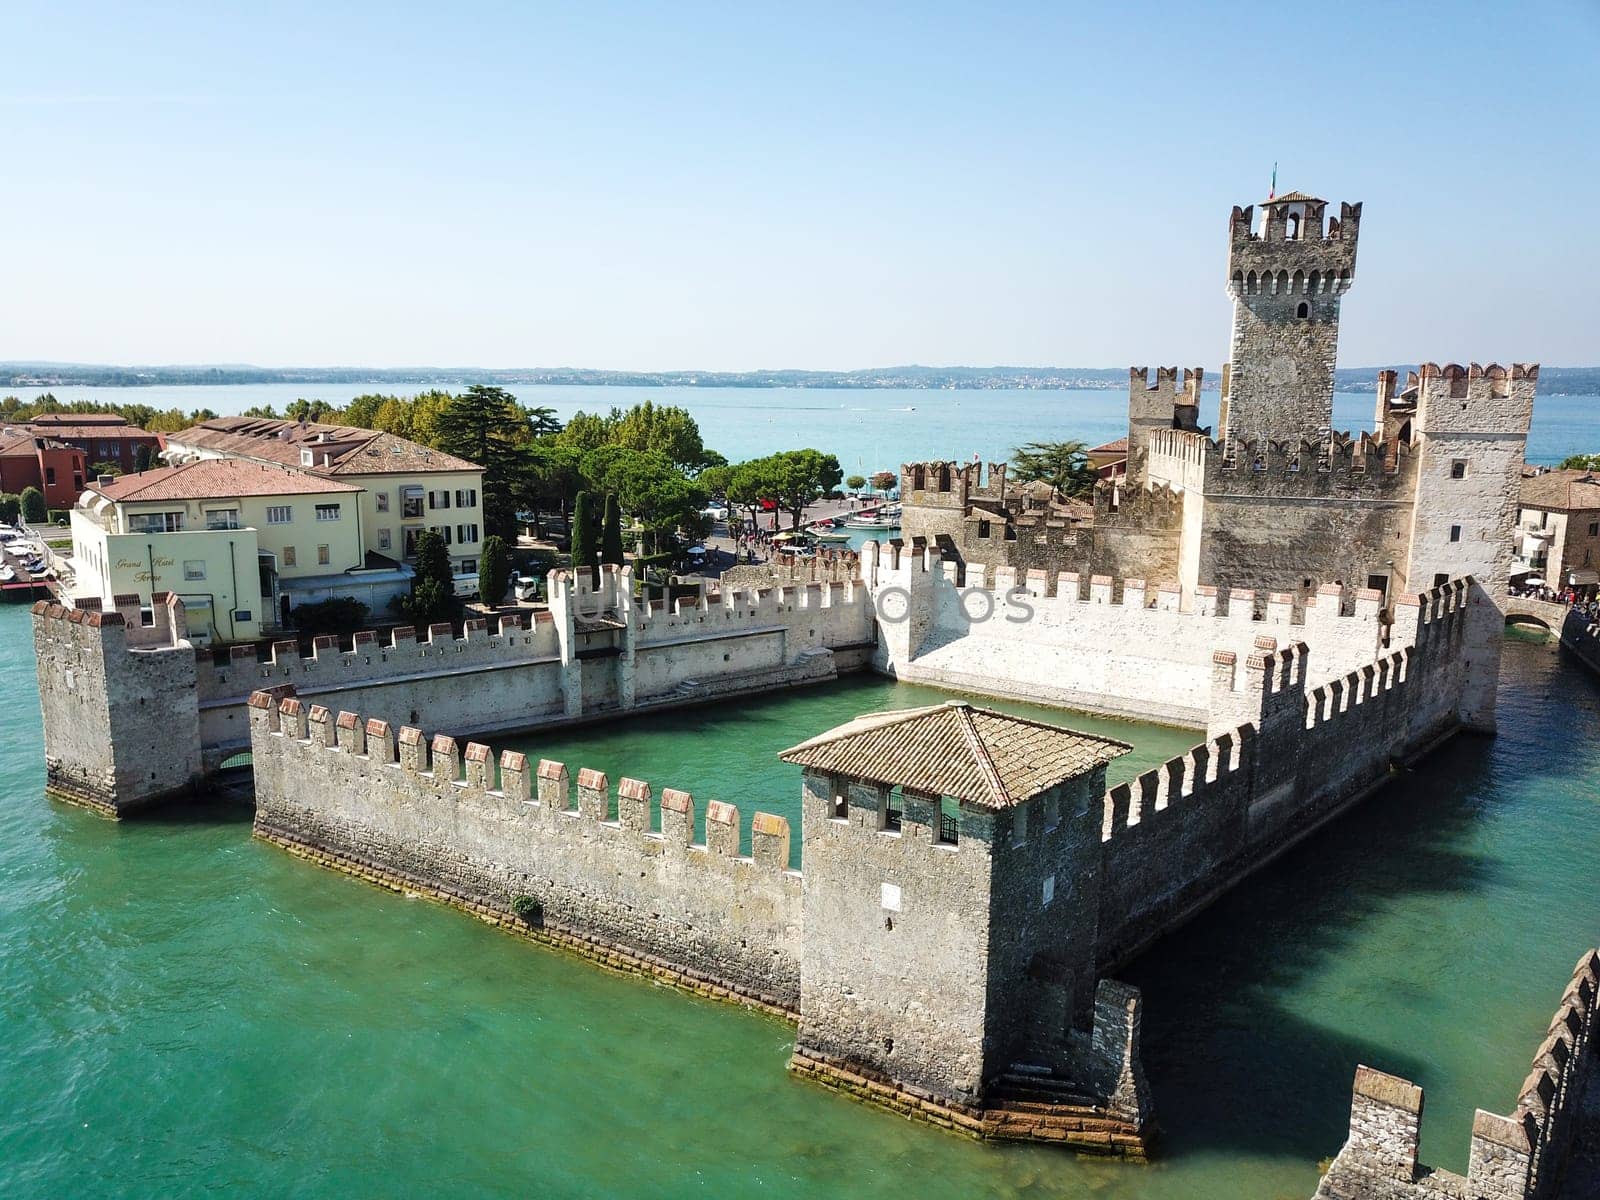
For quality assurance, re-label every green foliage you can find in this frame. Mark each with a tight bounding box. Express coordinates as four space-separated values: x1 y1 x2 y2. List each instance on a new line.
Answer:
396 529 456 623
0 494 19 525
510 895 542 923
478 535 510 605
1559 454 1600 471
571 491 599 587
1008 440 1097 499
434 386 531 541
729 450 842 529
289 597 371 635
870 470 898 492
698 464 733 497
601 493 625 564
132 444 155 473
240 404 279 419
90 461 123 478
19 486 46 523
845 474 866 491
556 402 713 473
580 448 706 552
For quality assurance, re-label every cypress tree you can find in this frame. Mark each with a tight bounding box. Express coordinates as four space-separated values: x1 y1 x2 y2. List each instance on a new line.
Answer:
572 490 599 588
601 492 624 566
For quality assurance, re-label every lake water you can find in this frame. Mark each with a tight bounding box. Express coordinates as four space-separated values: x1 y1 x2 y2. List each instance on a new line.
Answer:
4 382 1593 470
2 600 1598 1199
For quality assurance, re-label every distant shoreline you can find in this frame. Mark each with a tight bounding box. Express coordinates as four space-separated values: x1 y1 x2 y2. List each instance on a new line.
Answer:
5 363 1597 394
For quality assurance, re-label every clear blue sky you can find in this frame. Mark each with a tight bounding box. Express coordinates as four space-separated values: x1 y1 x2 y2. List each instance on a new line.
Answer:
4 1 1596 371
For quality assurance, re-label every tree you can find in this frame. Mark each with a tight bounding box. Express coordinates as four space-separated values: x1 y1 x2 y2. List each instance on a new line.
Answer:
525 405 563 438
1009 440 1097 499
396 529 455 623
371 397 415 440
434 386 531 541
19 486 46 524
0 494 19 525
870 470 898 493
1559 454 1600 472
845 474 866 493
698 464 733 497
612 400 708 473
478 535 510 605
132 445 155 473
240 404 279 419
734 450 842 530
525 442 585 536
572 490 599 587
601 493 625 564
90 461 123 478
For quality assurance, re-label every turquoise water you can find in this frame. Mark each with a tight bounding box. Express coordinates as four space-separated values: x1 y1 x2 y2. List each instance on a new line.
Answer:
3 604 1599 1198
5 382 1593 469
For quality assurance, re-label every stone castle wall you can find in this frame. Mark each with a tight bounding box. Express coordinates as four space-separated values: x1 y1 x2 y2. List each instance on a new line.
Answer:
1312 948 1600 1200
249 696 805 1010
1093 581 1475 967
864 539 1403 727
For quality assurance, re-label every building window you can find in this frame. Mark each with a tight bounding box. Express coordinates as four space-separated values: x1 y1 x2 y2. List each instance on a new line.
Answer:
378 528 392 551
283 546 296 567
204 508 240 530
402 487 424 520
880 787 903 834
1042 875 1056 907
45 467 55 485
315 504 341 521
183 560 206 581
937 797 959 846
1449 525 1462 543
455 488 477 507
73 474 83 490
977 519 991 538
457 557 477 575
429 490 451 510
1590 522 1599 537
300 449 315 467
832 784 848 821
375 492 390 513
456 523 479 544
266 505 292 524
404 527 423 556
317 544 330 566
1296 301 1309 319
432 525 452 545
1042 793 1058 831
128 511 185 533
1004 524 1017 541
1450 460 1468 479
1012 806 1028 847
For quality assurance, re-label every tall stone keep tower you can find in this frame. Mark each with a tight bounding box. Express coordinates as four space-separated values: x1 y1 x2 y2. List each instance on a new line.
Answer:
1221 193 1361 443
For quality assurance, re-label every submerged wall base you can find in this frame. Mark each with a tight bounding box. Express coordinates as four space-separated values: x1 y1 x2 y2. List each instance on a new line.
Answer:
252 818 796 1020
789 1049 1151 1158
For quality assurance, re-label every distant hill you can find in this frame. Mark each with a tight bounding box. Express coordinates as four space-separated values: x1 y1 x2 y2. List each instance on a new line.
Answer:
3 361 1596 394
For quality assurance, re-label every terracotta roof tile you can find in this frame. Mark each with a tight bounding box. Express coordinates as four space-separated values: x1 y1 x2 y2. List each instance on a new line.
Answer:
779 701 1129 808
90 458 362 502
1521 470 1600 513
167 418 481 475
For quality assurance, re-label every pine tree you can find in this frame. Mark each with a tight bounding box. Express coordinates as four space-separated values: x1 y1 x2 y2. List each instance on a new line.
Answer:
572 490 599 588
399 529 455 622
601 492 624 565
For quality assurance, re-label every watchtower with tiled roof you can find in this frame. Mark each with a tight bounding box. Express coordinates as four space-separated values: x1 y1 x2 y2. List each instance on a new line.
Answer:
780 700 1130 1107
1223 190 1362 444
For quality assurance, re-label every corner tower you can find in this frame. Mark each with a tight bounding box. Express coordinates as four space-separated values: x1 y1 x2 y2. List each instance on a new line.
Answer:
1222 193 1361 443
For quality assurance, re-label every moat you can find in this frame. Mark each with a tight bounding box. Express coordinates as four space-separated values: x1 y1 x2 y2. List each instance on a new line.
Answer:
2 600 1597 1199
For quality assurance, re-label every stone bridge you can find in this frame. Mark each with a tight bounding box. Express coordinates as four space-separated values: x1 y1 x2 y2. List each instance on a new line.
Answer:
1503 595 1569 632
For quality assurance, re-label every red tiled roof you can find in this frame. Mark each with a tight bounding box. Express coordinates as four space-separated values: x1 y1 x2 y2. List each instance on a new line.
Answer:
167 418 481 475
1089 437 1128 454
25 414 155 439
89 458 362 502
1521 470 1600 513
779 701 1129 808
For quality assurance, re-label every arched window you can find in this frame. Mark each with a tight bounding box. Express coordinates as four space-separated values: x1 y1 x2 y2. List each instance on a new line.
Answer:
1286 211 1301 240
1296 301 1309 319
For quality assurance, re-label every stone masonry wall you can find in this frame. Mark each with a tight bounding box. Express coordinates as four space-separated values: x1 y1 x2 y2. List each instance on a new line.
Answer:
249 695 804 1010
31 594 201 815
1093 580 1476 969
864 539 1399 728
1312 948 1600 1200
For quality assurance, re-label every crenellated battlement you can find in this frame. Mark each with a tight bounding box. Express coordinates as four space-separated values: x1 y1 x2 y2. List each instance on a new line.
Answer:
249 687 805 1011
1312 948 1600 1200
899 459 1008 506
1128 365 1204 401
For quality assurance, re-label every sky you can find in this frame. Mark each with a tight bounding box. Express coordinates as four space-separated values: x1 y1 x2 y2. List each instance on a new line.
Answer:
3 1 1597 372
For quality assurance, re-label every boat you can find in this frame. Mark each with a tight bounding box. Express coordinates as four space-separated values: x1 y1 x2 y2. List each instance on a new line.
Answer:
0 565 14 582
810 528 851 543
842 515 900 530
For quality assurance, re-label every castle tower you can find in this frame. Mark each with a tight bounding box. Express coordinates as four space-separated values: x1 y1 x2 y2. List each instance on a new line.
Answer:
1222 193 1361 443
780 701 1131 1108
1126 366 1203 486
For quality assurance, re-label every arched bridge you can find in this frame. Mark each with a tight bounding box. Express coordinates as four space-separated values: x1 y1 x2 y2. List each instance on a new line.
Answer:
1504 596 1569 632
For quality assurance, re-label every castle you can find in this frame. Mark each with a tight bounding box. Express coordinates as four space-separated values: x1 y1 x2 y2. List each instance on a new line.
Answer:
28 193 1552 1170
900 193 1536 610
